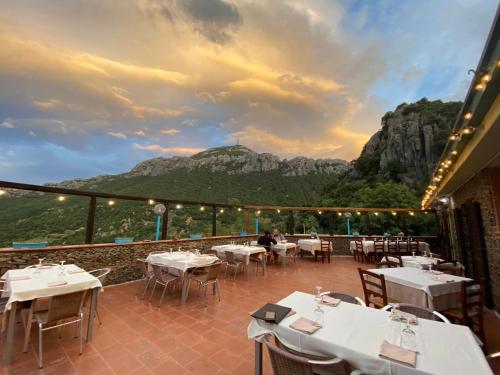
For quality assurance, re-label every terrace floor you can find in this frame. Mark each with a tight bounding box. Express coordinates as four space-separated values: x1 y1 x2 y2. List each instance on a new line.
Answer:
2 257 499 375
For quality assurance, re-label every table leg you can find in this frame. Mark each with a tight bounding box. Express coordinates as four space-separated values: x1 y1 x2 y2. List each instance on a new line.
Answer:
246 256 250 280
3 301 17 365
87 288 98 342
254 340 263 375
181 272 190 305
23 301 35 352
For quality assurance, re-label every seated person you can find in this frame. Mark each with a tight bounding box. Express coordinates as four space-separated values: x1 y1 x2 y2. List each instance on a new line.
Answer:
257 231 278 259
273 228 285 242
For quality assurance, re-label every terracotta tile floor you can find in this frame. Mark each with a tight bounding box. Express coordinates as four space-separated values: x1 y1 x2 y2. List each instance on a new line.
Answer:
1 257 499 374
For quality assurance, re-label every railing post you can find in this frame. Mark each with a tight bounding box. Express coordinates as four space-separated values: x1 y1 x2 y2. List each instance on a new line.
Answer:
245 208 250 233
161 202 169 240
85 196 96 244
212 206 217 236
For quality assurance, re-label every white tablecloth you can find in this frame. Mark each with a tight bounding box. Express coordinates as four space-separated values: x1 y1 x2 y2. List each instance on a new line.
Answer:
211 245 266 265
247 291 490 375
350 241 430 255
400 256 440 268
1 264 102 311
271 242 297 256
369 267 472 310
297 239 331 255
146 252 218 272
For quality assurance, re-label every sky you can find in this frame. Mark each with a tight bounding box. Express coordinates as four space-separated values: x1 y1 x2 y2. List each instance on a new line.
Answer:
0 0 497 184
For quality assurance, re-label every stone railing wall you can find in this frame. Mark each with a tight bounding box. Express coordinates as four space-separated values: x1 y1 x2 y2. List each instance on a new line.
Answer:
0 234 438 285
0 235 258 285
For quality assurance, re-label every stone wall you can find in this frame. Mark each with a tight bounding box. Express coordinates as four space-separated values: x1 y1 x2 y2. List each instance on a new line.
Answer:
450 169 500 310
0 234 439 286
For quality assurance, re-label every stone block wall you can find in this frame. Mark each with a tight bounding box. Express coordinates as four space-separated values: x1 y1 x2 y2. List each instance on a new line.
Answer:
451 169 500 310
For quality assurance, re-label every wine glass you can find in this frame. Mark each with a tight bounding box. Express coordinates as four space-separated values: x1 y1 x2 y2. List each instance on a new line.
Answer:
313 304 324 327
33 257 45 279
412 251 416 258
400 316 416 350
58 260 66 277
314 286 322 302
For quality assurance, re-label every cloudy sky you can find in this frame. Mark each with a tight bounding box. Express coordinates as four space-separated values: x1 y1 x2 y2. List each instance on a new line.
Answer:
0 0 497 183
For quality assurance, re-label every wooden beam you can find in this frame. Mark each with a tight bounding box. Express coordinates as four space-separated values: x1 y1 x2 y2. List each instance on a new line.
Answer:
161 202 169 240
85 196 96 244
212 206 217 237
245 208 250 234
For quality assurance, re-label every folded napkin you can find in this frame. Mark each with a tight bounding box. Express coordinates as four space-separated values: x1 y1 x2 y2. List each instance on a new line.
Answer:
289 317 321 334
379 340 416 367
389 310 417 325
321 295 341 307
67 268 85 274
431 275 455 283
429 270 443 275
47 280 68 287
9 275 31 281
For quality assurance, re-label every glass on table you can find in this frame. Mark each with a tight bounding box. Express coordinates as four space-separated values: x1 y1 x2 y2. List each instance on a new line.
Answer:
58 260 66 277
412 251 416 258
314 286 322 302
400 316 417 351
33 257 45 279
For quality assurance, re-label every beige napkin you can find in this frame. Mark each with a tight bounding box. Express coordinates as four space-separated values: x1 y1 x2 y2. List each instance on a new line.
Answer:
321 295 341 307
379 340 416 367
9 275 31 281
67 268 85 274
47 280 68 287
289 317 321 334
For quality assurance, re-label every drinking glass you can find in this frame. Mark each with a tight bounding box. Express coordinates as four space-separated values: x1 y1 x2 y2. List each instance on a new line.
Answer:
400 316 416 350
313 304 324 327
314 286 322 302
33 257 45 279
412 251 416 258
58 260 66 277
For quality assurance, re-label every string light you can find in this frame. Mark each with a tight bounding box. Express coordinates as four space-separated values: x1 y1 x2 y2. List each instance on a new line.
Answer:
374 212 379 216
108 200 115 206
57 196 66 202
391 211 397 216
148 199 155 205
409 211 415 216
277 209 281 213
462 126 474 135
318 210 322 215
176 204 182 209
475 83 485 91
200 206 205 211
256 210 261 215
237 207 242 212
356 211 361 215
219 209 224 213
451 150 458 155
449 133 460 141
481 73 491 83
337 212 342 216
463 112 473 120
0 190 6 196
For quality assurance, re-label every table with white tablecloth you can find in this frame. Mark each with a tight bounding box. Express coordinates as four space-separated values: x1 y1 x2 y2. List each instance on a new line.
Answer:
271 242 297 256
297 239 331 255
248 291 490 375
1 265 102 364
146 251 219 304
368 267 472 311
211 245 267 277
349 240 430 256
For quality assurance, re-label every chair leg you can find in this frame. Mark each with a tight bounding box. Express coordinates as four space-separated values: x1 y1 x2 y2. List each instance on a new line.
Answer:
149 282 157 301
23 302 35 353
38 324 43 368
141 278 151 299
79 313 83 355
158 283 168 307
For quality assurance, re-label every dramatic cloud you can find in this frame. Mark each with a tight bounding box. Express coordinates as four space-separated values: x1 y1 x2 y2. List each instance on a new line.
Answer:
0 0 496 183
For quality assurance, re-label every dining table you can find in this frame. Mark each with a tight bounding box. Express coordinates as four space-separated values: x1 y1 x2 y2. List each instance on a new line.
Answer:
1 264 102 365
211 244 267 278
146 251 219 304
297 239 331 255
368 267 473 311
248 291 491 375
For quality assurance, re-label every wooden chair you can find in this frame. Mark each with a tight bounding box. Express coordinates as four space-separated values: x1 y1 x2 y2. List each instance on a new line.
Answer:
322 291 366 306
408 240 420 255
372 240 385 263
263 335 352 375
189 262 222 305
442 280 486 350
358 268 389 309
34 290 87 368
435 263 462 276
384 241 403 266
376 260 401 268
314 241 331 264
250 252 266 276
354 240 365 263
382 303 450 323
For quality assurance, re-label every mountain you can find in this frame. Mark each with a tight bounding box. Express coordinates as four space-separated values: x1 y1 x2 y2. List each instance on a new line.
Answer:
0 98 462 246
353 98 462 183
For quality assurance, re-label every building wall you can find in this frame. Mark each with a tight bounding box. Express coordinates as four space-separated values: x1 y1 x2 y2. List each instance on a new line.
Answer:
451 169 500 309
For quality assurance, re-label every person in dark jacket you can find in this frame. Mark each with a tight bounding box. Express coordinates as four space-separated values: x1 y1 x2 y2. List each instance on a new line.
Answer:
258 231 278 260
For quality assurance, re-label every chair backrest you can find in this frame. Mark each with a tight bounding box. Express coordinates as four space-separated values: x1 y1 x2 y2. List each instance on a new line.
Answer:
320 241 330 251
373 240 384 253
377 260 400 268
393 303 437 321
207 249 219 257
460 280 483 321
408 241 419 252
205 262 223 281
44 290 87 324
327 291 364 306
358 268 387 308
435 264 462 276
151 263 166 280
225 251 236 263
355 240 363 252
89 268 111 285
